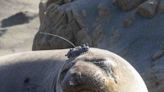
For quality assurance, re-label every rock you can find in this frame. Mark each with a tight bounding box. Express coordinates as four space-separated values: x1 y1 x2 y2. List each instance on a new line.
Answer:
98 3 110 17
33 1 78 50
158 0 164 13
75 29 92 46
114 0 146 11
46 0 63 6
156 84 164 92
152 50 164 61
151 58 164 92
122 16 134 28
137 0 159 17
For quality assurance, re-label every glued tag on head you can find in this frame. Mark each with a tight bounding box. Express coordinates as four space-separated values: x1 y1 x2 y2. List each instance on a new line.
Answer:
66 44 89 58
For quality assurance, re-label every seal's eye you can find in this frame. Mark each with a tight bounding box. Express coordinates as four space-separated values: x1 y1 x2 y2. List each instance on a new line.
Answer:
93 60 113 76
82 58 113 76
83 58 113 75
91 60 117 83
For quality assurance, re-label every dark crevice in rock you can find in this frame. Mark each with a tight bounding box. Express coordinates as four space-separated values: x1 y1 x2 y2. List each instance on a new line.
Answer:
24 78 30 84
114 0 147 11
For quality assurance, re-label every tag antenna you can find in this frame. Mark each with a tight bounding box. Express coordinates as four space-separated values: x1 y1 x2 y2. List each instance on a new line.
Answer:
39 32 76 48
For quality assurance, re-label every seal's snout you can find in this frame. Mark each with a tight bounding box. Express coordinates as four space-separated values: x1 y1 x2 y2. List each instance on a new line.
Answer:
61 60 114 92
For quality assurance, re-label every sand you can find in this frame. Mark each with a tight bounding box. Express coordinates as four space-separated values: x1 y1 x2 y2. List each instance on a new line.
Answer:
0 0 40 56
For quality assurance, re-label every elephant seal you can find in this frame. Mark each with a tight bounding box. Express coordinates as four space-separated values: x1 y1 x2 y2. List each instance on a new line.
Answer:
0 47 148 92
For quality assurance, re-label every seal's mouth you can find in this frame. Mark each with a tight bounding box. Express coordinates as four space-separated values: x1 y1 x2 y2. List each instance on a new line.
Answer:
58 57 118 92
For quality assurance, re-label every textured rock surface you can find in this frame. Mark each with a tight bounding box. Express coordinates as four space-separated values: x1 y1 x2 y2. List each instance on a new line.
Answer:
137 0 159 17
33 0 164 92
114 0 146 10
158 0 164 13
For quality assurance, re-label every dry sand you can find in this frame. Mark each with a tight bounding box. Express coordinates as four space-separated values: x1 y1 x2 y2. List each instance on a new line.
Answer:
0 0 40 56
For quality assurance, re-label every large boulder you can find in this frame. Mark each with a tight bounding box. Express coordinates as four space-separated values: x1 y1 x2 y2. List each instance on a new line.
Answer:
137 0 159 17
33 0 164 92
114 0 146 10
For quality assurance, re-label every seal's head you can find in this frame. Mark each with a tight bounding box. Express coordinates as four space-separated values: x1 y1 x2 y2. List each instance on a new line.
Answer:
56 48 148 92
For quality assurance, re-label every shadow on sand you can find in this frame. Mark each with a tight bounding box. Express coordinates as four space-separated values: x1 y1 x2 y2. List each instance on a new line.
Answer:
0 11 37 28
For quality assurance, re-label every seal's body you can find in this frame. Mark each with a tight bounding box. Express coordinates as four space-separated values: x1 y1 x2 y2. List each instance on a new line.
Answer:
0 48 148 92
0 49 68 92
